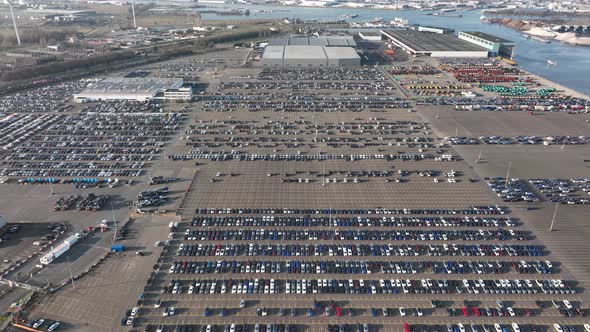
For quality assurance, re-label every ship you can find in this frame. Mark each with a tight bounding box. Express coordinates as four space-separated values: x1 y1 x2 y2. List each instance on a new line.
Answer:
432 12 463 17
531 36 551 43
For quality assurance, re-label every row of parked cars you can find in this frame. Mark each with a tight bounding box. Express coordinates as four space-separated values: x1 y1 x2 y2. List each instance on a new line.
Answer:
202 94 410 112
449 136 589 145
259 67 386 81
218 81 396 93
158 277 574 295
170 149 452 162
175 243 543 257
167 259 552 275
181 228 528 242
145 323 590 332
190 216 516 228
191 207 506 215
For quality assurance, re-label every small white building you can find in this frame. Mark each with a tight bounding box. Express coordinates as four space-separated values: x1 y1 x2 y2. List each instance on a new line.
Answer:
163 87 193 101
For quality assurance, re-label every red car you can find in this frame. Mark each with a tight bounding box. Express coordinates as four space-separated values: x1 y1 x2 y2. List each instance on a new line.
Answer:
336 307 342 317
461 307 469 317
472 307 481 316
404 323 411 332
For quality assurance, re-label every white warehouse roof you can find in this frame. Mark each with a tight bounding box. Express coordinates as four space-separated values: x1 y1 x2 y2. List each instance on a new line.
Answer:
74 77 183 102
283 45 327 60
323 47 360 60
262 45 360 66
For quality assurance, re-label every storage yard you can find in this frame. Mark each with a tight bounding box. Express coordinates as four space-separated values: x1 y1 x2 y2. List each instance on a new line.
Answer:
0 42 589 332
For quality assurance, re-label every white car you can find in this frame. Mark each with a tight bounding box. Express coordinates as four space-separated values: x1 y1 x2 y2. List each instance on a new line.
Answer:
399 307 406 316
33 320 45 329
554 324 564 332
563 300 573 309
154 241 161 247
507 307 516 316
48 321 61 332
130 307 139 316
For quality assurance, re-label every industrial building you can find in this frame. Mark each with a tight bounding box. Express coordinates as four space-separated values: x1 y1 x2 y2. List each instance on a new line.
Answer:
161 87 193 101
261 46 361 67
380 30 489 58
268 35 357 48
74 78 185 102
458 31 516 58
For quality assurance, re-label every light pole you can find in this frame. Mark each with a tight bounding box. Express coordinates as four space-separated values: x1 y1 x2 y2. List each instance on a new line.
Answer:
504 161 512 189
67 256 76 290
549 203 558 231
6 0 21 46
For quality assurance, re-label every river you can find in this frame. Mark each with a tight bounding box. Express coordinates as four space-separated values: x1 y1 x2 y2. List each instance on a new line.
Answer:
159 2 590 95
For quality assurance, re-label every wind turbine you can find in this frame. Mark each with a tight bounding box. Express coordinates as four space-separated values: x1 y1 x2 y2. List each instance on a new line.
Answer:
6 0 21 46
130 0 137 28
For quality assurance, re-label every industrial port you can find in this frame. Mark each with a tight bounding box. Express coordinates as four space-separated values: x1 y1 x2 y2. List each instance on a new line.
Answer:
0 4 589 332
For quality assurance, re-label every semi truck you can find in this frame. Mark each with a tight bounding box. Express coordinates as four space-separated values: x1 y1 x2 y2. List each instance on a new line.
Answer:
39 233 80 265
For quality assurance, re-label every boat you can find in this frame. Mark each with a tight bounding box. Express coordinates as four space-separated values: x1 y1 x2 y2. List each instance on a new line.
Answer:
480 15 492 23
432 12 463 17
547 60 557 66
369 17 383 23
531 36 551 43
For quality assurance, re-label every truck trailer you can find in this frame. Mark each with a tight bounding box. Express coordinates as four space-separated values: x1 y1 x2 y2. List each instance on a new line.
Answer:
39 233 80 265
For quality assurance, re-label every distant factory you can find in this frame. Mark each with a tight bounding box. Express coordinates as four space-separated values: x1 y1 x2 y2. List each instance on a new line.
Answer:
380 29 514 58
458 31 515 59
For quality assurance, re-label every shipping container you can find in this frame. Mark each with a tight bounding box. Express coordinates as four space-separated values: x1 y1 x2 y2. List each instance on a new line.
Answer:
111 244 125 252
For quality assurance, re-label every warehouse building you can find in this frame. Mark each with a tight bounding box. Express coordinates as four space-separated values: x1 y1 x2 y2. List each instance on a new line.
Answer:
268 35 357 48
261 45 361 67
74 78 184 102
380 30 489 58
458 31 515 58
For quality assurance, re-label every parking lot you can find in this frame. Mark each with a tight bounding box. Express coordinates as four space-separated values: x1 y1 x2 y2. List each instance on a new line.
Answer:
2 49 589 332
118 61 590 332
